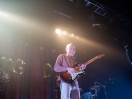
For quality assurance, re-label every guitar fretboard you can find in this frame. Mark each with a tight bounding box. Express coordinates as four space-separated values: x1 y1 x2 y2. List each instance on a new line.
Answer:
84 57 98 66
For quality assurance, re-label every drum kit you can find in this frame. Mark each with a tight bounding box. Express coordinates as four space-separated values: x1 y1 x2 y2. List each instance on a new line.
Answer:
89 85 101 98
82 80 109 99
82 85 101 99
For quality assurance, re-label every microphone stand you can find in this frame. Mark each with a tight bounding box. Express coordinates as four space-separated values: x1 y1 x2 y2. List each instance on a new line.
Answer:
94 81 108 99
93 23 132 65
90 75 108 99
94 81 98 99
125 44 132 65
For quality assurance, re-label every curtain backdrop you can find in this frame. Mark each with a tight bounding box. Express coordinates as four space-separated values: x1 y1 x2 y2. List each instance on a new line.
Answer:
0 37 59 99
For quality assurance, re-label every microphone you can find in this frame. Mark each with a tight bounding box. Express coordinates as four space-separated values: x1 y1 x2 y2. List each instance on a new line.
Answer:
92 23 101 27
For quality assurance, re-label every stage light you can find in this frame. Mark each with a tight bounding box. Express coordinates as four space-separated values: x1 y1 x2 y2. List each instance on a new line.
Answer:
63 31 67 35
76 36 79 39
55 29 62 35
71 33 74 37
0 11 9 18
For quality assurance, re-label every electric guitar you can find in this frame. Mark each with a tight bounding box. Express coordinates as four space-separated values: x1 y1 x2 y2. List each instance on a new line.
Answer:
60 54 105 83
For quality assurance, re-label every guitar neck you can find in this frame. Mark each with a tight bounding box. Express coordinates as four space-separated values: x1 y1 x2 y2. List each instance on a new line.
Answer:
84 57 98 66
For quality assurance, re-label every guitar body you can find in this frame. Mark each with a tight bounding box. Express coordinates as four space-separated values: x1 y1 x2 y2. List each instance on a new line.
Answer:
60 54 105 83
60 63 85 83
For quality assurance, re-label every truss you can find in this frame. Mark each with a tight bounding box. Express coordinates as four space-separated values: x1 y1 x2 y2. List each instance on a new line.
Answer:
71 0 130 26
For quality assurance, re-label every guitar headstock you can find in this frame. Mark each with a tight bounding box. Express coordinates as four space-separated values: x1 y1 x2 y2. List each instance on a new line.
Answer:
96 54 105 59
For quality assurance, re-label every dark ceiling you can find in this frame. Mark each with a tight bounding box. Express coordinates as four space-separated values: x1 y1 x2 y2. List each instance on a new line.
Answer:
96 0 132 19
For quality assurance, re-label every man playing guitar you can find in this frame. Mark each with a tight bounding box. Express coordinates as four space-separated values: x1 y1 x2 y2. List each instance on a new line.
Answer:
54 43 86 99
54 43 105 99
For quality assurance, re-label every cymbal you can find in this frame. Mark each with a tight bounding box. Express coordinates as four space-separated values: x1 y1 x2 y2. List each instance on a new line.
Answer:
92 94 98 97
89 85 101 90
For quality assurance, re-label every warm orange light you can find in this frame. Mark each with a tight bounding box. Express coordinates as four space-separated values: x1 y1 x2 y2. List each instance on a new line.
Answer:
55 29 62 35
63 31 67 35
71 34 74 37
76 36 79 39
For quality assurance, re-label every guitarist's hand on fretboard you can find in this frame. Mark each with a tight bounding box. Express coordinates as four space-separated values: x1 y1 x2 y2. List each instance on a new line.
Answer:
79 64 86 70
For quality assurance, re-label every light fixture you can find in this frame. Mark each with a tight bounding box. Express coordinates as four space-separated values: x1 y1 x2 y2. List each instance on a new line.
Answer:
55 29 62 35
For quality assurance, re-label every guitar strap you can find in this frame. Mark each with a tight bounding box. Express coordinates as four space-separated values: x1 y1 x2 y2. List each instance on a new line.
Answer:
64 54 80 67
64 54 71 67
64 54 78 67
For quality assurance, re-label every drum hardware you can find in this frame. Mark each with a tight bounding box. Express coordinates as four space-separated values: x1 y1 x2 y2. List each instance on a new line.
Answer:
89 85 101 91
94 82 108 99
89 84 101 99
82 92 93 99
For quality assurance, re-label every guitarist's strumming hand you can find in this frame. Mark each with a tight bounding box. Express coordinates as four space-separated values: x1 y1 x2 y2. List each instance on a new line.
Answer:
66 67 76 73
66 63 86 73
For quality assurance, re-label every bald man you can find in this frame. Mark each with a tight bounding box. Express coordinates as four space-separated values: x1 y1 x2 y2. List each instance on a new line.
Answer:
54 43 86 99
